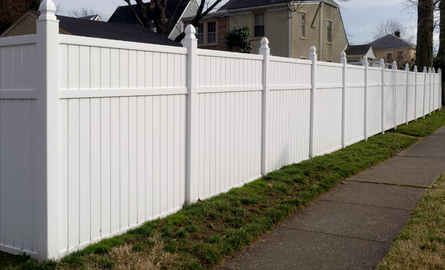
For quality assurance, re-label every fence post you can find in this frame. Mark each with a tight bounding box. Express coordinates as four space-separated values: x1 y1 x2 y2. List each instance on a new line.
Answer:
423 67 427 118
260 38 270 175
380 59 385 134
35 0 59 260
428 67 433 116
308 46 317 158
393 61 397 129
183 25 199 204
414 65 418 121
340 52 347 148
405 64 409 125
362 56 369 140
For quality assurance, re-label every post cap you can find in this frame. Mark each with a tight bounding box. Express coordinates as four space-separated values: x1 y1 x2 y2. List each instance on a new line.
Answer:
260 37 269 49
184 24 196 40
39 0 57 21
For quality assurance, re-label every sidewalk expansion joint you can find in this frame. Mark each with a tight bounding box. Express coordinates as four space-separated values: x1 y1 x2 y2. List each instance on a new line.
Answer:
280 226 391 244
395 154 445 160
346 180 431 189
319 199 415 212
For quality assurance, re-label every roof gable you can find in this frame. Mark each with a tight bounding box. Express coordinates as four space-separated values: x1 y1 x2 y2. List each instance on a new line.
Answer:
368 34 415 50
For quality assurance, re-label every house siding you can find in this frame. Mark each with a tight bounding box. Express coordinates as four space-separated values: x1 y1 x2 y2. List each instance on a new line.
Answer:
228 9 289 57
374 47 416 67
291 3 347 62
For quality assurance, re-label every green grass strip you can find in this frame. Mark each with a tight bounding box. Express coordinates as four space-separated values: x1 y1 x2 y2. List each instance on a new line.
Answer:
377 174 445 270
1 109 443 270
393 109 445 137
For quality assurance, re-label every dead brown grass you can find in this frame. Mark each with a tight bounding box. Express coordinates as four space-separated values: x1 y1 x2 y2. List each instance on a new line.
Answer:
84 235 177 270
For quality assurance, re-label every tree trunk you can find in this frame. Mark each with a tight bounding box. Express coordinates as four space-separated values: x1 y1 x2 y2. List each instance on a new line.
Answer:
438 0 445 58
416 0 434 68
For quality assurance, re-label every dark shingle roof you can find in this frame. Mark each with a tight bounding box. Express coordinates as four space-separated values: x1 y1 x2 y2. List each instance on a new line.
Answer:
368 34 415 49
345 45 372 56
219 0 338 10
57 15 181 46
108 0 189 26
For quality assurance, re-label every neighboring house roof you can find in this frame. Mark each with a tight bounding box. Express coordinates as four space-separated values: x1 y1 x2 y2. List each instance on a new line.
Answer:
1 11 181 47
345 44 376 59
368 34 415 50
219 0 339 10
80 15 102 21
108 0 190 26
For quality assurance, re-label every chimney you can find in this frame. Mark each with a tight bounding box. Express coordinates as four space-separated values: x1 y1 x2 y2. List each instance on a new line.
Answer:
395 30 401 37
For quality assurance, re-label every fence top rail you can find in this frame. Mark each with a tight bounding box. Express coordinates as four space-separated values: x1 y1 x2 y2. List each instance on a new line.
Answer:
318 61 343 68
368 66 383 71
0 34 37 47
59 34 187 55
197 48 263 60
270 56 312 65
346 65 365 70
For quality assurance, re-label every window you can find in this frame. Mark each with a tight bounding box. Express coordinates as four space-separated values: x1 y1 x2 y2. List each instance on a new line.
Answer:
254 13 265 37
197 23 204 45
196 21 217 45
300 12 306 38
207 21 216 44
327 20 332 43
386 52 393 63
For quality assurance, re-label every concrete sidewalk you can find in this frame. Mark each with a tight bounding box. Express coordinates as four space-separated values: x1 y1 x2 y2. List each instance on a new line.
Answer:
215 126 445 270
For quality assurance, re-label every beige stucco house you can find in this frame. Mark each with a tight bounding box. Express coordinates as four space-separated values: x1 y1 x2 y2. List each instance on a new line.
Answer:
218 0 348 62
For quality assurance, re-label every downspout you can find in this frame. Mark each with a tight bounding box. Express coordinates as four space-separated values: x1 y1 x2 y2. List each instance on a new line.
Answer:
319 0 324 61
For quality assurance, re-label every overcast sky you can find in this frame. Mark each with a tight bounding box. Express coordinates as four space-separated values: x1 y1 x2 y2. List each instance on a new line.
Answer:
52 0 423 46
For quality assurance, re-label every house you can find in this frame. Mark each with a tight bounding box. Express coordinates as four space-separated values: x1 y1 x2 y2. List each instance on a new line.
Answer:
344 44 376 63
80 15 103 21
108 0 198 41
215 0 348 62
368 31 416 69
0 11 181 47
182 10 230 51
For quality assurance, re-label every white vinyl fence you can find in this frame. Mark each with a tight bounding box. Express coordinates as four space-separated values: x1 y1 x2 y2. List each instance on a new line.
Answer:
0 0 442 261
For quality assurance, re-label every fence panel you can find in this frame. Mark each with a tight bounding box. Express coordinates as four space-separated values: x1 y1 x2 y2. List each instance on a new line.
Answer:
267 58 311 172
396 70 407 125
57 36 188 255
416 72 425 118
313 63 343 155
383 69 396 130
0 37 39 256
407 71 416 122
367 68 383 136
424 74 431 115
344 65 365 146
194 50 263 200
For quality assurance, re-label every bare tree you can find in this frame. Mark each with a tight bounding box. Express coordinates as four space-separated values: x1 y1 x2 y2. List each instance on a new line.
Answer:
124 0 223 43
0 0 41 34
69 7 103 18
372 19 407 40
